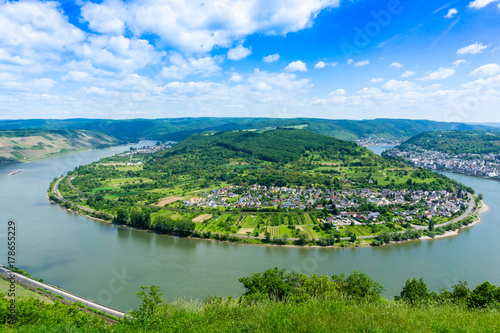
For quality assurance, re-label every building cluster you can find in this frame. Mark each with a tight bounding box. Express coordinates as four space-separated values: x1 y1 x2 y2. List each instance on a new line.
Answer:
181 184 468 225
386 146 500 179
356 136 401 146
118 143 173 157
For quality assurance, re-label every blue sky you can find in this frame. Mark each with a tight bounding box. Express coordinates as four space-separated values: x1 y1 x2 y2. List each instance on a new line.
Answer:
0 0 499 122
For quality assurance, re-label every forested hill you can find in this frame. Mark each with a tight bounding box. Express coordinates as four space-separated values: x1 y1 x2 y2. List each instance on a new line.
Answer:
0 117 494 142
0 129 124 164
399 131 500 155
167 128 365 163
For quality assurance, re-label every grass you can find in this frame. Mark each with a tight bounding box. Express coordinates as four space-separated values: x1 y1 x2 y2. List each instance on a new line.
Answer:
0 277 53 304
8 295 500 332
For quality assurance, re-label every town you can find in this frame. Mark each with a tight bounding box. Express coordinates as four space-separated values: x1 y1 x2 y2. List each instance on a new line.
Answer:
179 185 469 226
385 145 500 180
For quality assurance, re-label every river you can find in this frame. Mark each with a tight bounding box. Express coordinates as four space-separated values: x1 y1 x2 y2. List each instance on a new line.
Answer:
0 143 498 312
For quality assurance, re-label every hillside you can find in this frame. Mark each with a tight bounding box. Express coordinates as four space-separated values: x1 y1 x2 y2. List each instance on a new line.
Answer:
168 128 364 163
0 118 494 142
0 129 124 164
398 130 500 155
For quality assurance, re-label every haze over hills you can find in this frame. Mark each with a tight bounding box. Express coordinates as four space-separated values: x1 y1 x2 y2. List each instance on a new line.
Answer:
0 118 495 142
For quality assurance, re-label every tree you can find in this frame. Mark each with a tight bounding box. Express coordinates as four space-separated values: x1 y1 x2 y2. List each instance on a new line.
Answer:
350 233 357 243
478 193 484 201
114 207 129 224
468 281 499 308
298 232 309 246
130 285 163 326
332 271 384 302
397 278 429 304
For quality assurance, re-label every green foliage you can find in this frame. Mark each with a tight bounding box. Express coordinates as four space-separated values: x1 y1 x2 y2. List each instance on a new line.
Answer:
332 271 384 302
396 278 430 304
399 130 500 155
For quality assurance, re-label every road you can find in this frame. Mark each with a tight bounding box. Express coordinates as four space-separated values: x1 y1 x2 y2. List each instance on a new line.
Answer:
411 193 475 230
0 266 126 319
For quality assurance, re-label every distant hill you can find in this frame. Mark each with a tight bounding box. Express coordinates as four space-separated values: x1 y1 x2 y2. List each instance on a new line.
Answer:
0 129 124 164
0 118 494 142
398 131 500 155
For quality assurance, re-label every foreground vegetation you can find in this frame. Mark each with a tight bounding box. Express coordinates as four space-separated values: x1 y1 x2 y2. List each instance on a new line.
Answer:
49 128 478 246
2 268 500 332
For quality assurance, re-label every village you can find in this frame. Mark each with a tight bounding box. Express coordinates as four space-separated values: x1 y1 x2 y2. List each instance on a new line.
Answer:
118 142 174 157
181 184 469 226
385 145 500 180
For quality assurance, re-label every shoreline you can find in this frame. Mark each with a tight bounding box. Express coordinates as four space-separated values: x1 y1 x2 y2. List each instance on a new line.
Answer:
418 200 488 242
50 175 489 249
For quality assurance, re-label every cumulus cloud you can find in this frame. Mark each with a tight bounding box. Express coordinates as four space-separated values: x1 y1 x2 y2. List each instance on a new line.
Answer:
389 62 403 68
453 59 466 67
229 72 243 82
263 53 280 63
160 54 221 79
354 60 369 67
382 79 416 92
401 71 416 78
80 0 341 53
470 64 500 78
419 68 455 81
227 44 252 60
370 78 384 83
314 61 327 69
247 69 312 91
444 8 458 18
285 61 307 72
468 0 500 9
314 61 336 69
457 42 488 55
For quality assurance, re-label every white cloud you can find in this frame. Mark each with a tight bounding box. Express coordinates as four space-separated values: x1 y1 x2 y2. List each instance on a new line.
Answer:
329 89 346 95
382 79 416 92
314 61 336 69
457 42 488 55
419 68 455 81
229 72 243 82
314 61 327 69
370 78 384 83
444 8 458 18
470 64 500 78
83 86 120 97
285 61 308 72
160 54 221 79
347 59 353 65
227 44 252 60
468 0 500 9
61 71 92 82
453 59 466 67
248 69 312 91
81 0 341 53
263 53 280 63
73 35 163 73
389 62 403 68
401 71 416 78
354 60 370 67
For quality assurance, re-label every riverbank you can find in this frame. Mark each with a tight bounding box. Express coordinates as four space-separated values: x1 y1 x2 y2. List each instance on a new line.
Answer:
419 200 488 241
50 175 486 249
